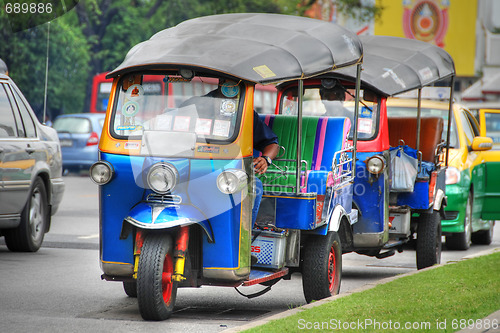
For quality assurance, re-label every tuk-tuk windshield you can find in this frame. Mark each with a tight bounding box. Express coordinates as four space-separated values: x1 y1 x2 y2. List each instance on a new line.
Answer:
110 74 243 143
279 86 379 140
387 106 459 148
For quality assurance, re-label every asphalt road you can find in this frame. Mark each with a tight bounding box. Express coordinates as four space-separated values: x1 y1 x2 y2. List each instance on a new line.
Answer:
0 175 498 332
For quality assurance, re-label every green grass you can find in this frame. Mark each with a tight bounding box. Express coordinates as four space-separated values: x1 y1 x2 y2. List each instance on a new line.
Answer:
243 252 500 333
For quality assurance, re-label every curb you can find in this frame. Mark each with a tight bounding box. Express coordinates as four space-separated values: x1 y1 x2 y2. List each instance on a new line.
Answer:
223 247 500 333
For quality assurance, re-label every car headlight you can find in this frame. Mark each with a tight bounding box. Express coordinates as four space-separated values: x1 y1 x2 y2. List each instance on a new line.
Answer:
147 162 178 194
90 161 114 185
217 169 248 194
446 167 461 185
366 155 385 175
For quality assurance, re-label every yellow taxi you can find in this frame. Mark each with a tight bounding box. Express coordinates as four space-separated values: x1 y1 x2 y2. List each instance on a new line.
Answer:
386 97 497 250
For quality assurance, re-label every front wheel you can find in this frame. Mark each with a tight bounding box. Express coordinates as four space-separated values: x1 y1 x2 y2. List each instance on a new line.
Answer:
302 231 342 303
416 211 442 270
137 233 177 321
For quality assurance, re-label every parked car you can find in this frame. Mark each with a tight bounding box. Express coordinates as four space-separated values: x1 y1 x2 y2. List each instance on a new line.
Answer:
53 113 105 173
0 73 65 251
386 97 497 250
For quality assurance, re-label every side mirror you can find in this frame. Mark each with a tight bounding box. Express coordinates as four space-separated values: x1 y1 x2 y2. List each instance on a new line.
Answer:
471 136 493 151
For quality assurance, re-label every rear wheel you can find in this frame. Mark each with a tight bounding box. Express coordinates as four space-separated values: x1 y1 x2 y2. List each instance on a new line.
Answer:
472 221 494 245
416 211 442 270
4 178 48 252
302 231 342 303
137 233 177 321
446 193 472 250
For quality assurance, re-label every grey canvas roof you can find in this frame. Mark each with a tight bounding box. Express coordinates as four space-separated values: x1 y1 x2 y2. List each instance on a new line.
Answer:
107 13 363 84
336 35 455 96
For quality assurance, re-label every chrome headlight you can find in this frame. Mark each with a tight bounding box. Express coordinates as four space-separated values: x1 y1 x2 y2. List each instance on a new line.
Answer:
90 161 114 185
366 155 385 175
147 163 178 194
216 169 248 194
445 167 461 185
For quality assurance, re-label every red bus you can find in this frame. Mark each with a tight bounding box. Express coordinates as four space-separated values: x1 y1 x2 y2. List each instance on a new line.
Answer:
90 72 277 114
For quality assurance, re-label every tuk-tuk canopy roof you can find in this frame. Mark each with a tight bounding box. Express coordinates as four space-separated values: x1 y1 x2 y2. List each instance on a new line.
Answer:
336 36 455 96
107 13 363 84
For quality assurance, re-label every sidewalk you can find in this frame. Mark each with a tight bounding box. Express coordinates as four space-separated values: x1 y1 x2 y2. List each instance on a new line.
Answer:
223 247 500 333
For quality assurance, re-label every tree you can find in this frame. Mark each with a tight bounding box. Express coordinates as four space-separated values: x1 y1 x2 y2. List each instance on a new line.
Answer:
0 10 89 120
301 0 383 23
1 0 383 117
73 0 301 113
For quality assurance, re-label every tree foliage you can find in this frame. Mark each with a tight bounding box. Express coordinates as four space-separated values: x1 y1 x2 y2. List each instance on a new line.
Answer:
0 10 89 119
1 0 381 118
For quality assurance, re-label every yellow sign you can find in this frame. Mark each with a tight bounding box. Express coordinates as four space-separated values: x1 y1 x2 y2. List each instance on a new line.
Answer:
375 0 477 76
253 65 277 79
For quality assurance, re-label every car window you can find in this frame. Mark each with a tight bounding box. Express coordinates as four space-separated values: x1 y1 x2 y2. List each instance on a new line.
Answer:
53 117 91 134
459 110 475 146
464 109 480 136
11 87 36 138
483 112 500 145
0 83 17 138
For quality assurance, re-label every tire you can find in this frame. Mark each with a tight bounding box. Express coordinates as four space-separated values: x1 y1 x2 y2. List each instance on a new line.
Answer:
416 210 442 270
446 193 472 250
302 231 342 303
123 281 137 298
4 178 48 252
472 221 494 245
137 233 177 321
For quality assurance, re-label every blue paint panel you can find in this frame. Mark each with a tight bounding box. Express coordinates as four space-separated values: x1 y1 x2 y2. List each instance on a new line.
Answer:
275 196 316 229
306 170 328 195
352 152 386 234
397 181 430 209
100 153 146 265
100 154 248 271
188 159 247 270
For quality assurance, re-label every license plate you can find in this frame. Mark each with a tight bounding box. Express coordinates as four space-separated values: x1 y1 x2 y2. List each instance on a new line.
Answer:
60 139 73 147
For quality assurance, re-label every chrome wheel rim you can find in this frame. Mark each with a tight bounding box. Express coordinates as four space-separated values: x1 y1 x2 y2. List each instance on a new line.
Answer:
29 188 44 241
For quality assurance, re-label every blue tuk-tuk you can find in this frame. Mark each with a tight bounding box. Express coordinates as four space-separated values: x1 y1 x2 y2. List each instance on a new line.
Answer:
316 36 456 269
90 13 363 320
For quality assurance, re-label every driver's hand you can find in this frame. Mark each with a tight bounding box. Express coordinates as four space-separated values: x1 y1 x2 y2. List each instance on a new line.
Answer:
253 157 268 175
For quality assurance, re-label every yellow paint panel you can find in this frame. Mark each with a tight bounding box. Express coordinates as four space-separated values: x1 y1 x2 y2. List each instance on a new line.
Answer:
375 0 477 76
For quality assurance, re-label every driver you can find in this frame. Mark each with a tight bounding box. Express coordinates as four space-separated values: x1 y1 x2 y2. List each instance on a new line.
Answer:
319 79 352 119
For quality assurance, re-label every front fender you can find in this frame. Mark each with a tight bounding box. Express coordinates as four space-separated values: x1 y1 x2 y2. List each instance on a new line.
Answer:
124 202 214 242
328 205 358 232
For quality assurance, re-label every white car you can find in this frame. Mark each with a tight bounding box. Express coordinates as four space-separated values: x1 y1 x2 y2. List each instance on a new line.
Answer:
0 73 65 251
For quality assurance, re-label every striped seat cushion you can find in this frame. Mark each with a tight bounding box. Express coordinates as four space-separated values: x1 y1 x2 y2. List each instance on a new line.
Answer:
259 115 351 194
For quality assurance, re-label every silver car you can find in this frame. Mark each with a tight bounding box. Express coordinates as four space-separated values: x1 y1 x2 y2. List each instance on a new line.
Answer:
0 73 64 252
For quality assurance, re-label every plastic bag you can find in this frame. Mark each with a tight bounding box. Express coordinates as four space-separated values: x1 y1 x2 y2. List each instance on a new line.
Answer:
390 146 418 192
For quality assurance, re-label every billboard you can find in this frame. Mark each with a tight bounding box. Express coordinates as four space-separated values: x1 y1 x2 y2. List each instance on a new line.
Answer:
375 0 477 76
